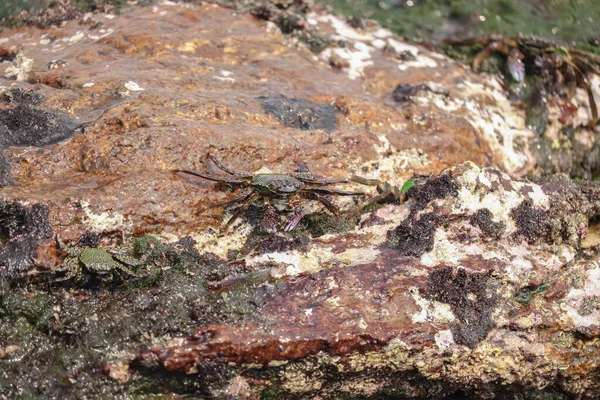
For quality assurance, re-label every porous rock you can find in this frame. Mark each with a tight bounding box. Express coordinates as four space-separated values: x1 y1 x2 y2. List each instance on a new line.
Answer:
1 2 600 399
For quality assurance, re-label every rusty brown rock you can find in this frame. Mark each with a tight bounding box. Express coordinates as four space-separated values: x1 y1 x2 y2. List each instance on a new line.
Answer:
1 2 600 399
0 2 536 246
137 162 600 397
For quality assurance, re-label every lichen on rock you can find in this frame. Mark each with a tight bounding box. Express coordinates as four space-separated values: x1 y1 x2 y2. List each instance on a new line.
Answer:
1 1 600 398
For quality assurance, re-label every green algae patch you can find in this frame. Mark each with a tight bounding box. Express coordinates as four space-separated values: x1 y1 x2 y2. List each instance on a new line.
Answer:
514 282 549 304
0 234 269 398
316 0 600 45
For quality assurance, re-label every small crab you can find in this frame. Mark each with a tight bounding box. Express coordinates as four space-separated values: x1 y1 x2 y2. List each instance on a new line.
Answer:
54 235 145 281
46 60 68 70
445 34 600 127
174 155 366 233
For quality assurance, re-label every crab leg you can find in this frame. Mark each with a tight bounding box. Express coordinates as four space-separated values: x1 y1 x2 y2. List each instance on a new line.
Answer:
301 191 339 216
293 161 350 184
350 175 402 210
473 41 512 72
568 61 598 128
357 185 402 211
173 169 247 185
208 188 255 208
53 258 80 282
295 175 350 185
208 155 253 178
222 193 259 233
303 187 366 196
263 197 278 233
284 194 305 232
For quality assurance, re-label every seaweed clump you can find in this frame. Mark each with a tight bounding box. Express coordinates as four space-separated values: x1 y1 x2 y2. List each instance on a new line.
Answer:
470 208 506 240
425 267 496 347
510 199 549 243
387 173 458 256
0 233 272 398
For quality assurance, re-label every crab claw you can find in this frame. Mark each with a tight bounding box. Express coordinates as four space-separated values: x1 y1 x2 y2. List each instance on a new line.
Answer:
284 212 304 232
263 198 278 233
508 48 525 82
264 214 278 233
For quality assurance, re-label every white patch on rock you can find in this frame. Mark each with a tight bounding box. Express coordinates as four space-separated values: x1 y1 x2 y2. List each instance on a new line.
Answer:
40 35 51 45
410 287 455 324
437 81 534 173
214 76 236 83
420 229 484 267
4 53 33 81
87 28 115 41
528 184 550 209
80 200 126 231
320 44 373 80
124 81 145 92
358 319 368 330
68 31 86 44
214 74 236 83
358 135 429 187
435 329 455 350
452 163 547 234
191 229 247 259
311 13 441 79
248 251 302 277
564 265 600 328
325 296 341 307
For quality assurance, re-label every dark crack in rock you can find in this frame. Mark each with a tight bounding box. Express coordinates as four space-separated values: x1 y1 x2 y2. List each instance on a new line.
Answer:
426 267 496 348
0 201 52 279
257 93 337 131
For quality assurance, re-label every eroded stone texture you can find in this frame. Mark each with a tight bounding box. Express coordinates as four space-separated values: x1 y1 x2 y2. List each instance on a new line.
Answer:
0 2 600 399
0 1 537 247
138 162 600 398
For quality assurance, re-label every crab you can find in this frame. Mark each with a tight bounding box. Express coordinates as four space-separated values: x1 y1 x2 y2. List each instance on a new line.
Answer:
174 155 366 233
445 34 600 127
54 235 145 281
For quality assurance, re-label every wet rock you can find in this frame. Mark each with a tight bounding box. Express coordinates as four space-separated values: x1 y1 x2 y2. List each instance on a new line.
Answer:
0 201 52 279
0 157 11 187
257 92 337 131
0 103 76 147
135 163 600 397
1 2 600 399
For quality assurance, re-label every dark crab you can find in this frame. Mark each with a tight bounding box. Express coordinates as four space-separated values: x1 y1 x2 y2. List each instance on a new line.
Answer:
174 155 365 233
445 34 600 127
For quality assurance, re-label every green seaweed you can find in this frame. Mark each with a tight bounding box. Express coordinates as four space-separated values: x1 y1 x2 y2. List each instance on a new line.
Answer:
514 282 549 304
316 0 600 46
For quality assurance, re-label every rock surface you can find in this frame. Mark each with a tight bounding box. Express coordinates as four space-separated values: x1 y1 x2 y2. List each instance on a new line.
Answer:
0 1 600 399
